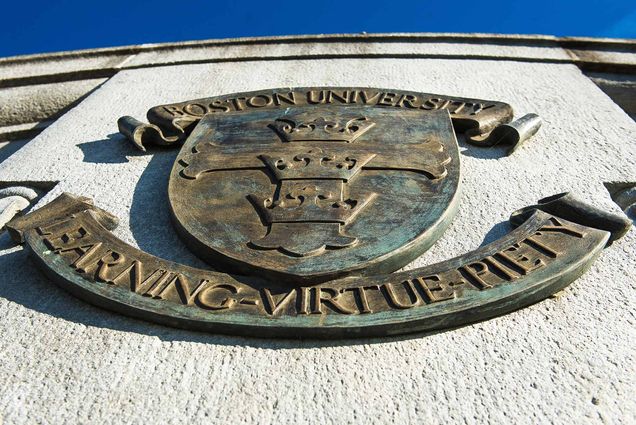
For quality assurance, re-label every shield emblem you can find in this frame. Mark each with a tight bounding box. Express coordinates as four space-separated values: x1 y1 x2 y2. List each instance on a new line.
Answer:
169 105 460 283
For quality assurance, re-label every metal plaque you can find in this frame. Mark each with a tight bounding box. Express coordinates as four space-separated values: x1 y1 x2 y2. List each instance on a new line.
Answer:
4 87 631 339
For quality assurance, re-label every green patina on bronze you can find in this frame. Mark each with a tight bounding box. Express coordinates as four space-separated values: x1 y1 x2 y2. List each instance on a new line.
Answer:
116 87 518 284
169 106 460 283
117 87 514 151
7 192 625 339
5 87 627 339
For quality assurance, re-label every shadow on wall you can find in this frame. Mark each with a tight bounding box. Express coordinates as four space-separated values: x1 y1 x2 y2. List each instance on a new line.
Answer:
79 133 210 267
78 133 145 164
0 139 30 163
128 146 214 269
456 133 510 160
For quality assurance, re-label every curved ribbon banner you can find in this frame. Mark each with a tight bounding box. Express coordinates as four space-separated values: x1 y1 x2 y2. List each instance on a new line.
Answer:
118 87 514 151
7 193 627 338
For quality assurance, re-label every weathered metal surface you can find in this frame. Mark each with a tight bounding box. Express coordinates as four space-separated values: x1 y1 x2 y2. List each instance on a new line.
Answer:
117 87 514 150
510 192 632 243
169 105 460 283
7 192 622 338
0 186 38 231
467 113 542 154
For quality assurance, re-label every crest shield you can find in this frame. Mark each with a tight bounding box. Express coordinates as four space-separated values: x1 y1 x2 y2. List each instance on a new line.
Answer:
169 105 460 283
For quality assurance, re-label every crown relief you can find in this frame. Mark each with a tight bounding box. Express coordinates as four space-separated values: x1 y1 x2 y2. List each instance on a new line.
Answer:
259 148 376 181
271 116 375 143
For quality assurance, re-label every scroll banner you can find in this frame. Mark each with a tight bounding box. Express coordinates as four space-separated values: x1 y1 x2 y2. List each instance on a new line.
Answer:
6 193 630 338
117 87 514 151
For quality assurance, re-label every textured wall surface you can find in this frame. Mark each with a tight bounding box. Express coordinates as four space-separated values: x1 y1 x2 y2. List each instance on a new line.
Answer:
0 52 634 424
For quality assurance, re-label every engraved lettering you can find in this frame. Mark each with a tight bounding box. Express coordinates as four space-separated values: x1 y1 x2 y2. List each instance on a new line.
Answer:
470 103 495 115
397 94 419 108
109 260 169 294
483 256 517 280
524 235 559 258
42 226 89 251
143 271 174 298
246 95 272 108
539 217 585 238
298 287 311 314
496 243 545 275
57 243 122 279
154 273 207 305
90 250 126 282
359 90 381 104
163 106 185 117
449 101 466 114
421 97 447 110
327 90 351 104
377 92 397 107
273 92 296 106
261 287 296 315
229 97 247 111
459 261 497 289
311 287 356 314
382 282 420 309
307 90 325 104
414 275 462 303
40 224 107 274
66 242 104 271
183 103 207 117
209 100 231 113
344 286 373 314
196 283 240 310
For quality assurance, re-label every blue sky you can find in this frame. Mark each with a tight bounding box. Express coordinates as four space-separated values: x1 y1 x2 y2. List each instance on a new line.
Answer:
1 0 634 57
